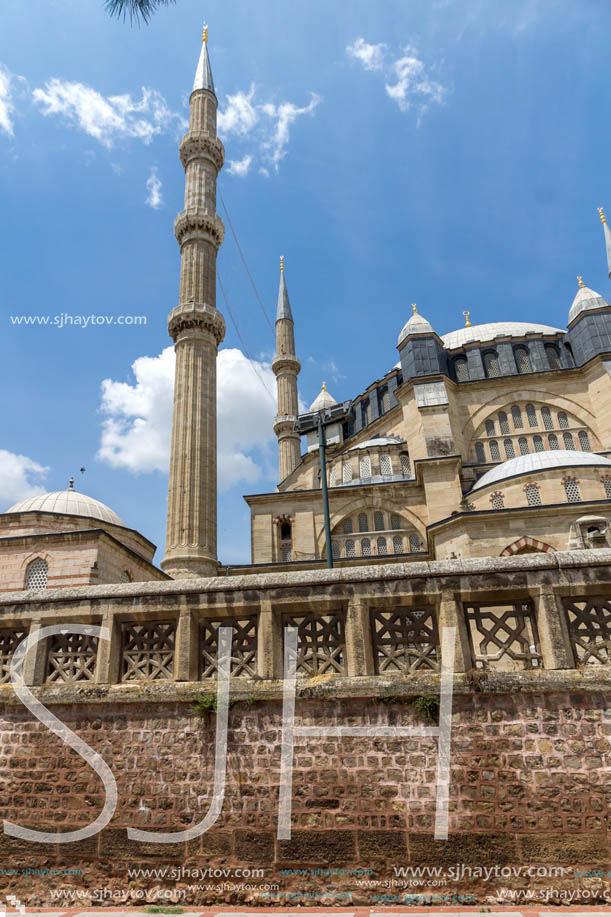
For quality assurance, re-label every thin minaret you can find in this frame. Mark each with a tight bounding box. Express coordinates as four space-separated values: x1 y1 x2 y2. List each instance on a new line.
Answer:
598 207 611 279
272 256 301 481
162 25 225 578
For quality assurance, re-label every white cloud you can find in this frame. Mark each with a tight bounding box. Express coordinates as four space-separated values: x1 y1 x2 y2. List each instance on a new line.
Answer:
260 95 320 172
226 154 253 178
0 450 48 506
0 64 15 136
97 347 277 491
32 80 186 148
218 84 258 136
145 166 163 208
346 38 387 72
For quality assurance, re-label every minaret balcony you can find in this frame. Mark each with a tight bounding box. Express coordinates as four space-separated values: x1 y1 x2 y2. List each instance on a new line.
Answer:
174 209 225 248
179 131 224 171
271 353 301 375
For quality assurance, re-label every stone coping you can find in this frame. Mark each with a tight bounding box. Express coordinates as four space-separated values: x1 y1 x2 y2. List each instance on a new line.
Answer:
1 549 610 607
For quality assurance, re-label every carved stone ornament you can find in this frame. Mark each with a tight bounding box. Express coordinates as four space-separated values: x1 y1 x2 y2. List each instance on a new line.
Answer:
168 301 226 344
179 132 224 171
174 209 225 248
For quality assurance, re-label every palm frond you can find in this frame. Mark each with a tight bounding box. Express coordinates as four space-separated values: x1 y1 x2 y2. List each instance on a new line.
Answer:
105 0 176 24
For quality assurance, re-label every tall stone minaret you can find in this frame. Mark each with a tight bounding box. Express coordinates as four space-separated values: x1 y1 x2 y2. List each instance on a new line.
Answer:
272 257 301 482
162 26 225 579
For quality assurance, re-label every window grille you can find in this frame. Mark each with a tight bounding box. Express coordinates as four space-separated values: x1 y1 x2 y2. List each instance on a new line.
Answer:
485 420 495 436
380 389 390 412
498 412 510 434
563 432 576 450
122 622 176 682
519 437 529 455
46 631 99 683
578 430 591 451
0 629 26 685
372 607 439 673
346 539 356 557
329 466 336 486
200 617 257 678
392 534 403 553
465 601 541 670
548 433 559 449
558 412 569 429
541 406 553 430
454 357 468 381
504 438 515 459
361 538 371 556
409 534 421 552
525 484 541 506
380 454 392 475
515 347 532 373
484 351 500 377
533 435 544 452
342 461 353 483
390 513 401 530
526 404 537 427
604 479 611 500
475 442 486 463
545 345 561 369
511 405 523 429
564 478 581 502
400 453 411 475
120 570 132 584
343 517 353 534
374 511 384 531
26 558 48 591
361 400 370 426
283 612 346 676
358 512 368 533
564 597 611 666
282 545 293 562
490 440 500 460
377 537 387 555
491 492 504 509
359 455 371 478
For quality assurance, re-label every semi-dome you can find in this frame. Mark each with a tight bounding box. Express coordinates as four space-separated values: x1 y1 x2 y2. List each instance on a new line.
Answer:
442 321 564 350
471 450 611 492
6 484 125 527
309 383 337 412
568 282 609 325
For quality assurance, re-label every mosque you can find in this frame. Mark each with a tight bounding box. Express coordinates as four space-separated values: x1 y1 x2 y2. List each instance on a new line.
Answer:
2 31 611 592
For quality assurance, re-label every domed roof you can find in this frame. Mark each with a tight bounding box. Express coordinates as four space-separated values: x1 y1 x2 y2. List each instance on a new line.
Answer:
472 450 611 492
7 484 125 527
398 308 435 345
349 435 406 451
309 383 337 412
442 321 564 350
568 282 609 324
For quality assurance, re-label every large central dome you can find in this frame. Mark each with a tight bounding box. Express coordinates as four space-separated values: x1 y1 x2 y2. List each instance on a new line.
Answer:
6 487 125 527
442 321 564 350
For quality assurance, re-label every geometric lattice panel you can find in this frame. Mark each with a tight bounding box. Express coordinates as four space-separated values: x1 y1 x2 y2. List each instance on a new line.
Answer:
464 602 542 671
564 597 611 666
0 629 26 685
371 607 439 673
283 613 346 676
200 617 257 678
46 631 99 683
121 622 176 682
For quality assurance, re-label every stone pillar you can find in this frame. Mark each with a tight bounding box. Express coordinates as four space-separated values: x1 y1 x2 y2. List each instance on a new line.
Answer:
95 607 122 685
21 616 47 686
437 592 470 673
257 599 283 679
534 589 574 669
175 607 198 681
345 599 374 676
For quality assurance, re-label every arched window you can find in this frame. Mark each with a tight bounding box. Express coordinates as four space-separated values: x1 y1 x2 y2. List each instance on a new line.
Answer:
504 439 515 459
377 537 387 555
454 356 468 382
329 466 337 487
361 538 371 556
558 412 569 429
409 534 421 553
526 404 537 427
380 454 392 475
485 420 495 436
342 461 353 483
490 440 501 461
518 437 529 455
548 433 559 450
358 513 368 533
541 406 553 430
511 406 523 429
379 388 390 413
545 344 561 369
359 455 371 478
343 517 353 535
330 542 339 560
525 484 541 506
491 492 504 509
514 346 532 373
475 442 486 463
390 513 401 530
392 534 403 554
483 351 500 378
563 432 576 450
26 557 48 591
374 511 384 531
498 412 510 434
280 521 292 540
400 453 411 475
578 430 591 451
346 539 356 557
533 435 544 452
361 400 370 427
563 478 581 503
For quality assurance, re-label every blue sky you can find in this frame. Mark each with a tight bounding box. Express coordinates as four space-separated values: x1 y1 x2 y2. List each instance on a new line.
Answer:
1 0 610 564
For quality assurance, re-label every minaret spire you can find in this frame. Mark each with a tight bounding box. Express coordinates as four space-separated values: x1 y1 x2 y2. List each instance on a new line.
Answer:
272 257 301 482
598 207 611 279
162 28 225 579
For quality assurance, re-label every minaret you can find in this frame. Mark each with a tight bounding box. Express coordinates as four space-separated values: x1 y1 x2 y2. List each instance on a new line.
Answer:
162 26 225 579
272 257 301 482
598 207 611 279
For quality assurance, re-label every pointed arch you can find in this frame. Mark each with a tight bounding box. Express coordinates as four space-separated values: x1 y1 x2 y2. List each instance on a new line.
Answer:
500 536 555 556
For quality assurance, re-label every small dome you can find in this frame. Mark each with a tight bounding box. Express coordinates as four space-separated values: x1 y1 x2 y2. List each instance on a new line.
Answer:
398 310 434 345
349 435 406 451
472 450 611 492
442 321 563 350
309 383 337 412
7 486 125 527
568 284 609 324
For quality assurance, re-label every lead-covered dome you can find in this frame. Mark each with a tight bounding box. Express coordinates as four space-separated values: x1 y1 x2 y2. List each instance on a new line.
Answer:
442 321 563 350
472 450 611 492
568 283 609 325
7 486 125 527
309 383 338 412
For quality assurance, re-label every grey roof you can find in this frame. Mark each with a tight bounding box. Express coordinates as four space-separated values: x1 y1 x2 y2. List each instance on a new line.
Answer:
397 311 435 344
348 435 406 451
193 39 215 94
471 449 611 492
442 321 564 350
7 488 125 526
568 283 609 324
309 386 338 412
277 269 293 321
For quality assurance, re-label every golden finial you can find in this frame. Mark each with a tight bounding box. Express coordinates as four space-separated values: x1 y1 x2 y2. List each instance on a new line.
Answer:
280 255 284 273
322 381 327 392
412 303 418 314
599 207 607 225
463 310 472 327
202 23 208 43
577 275 585 288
